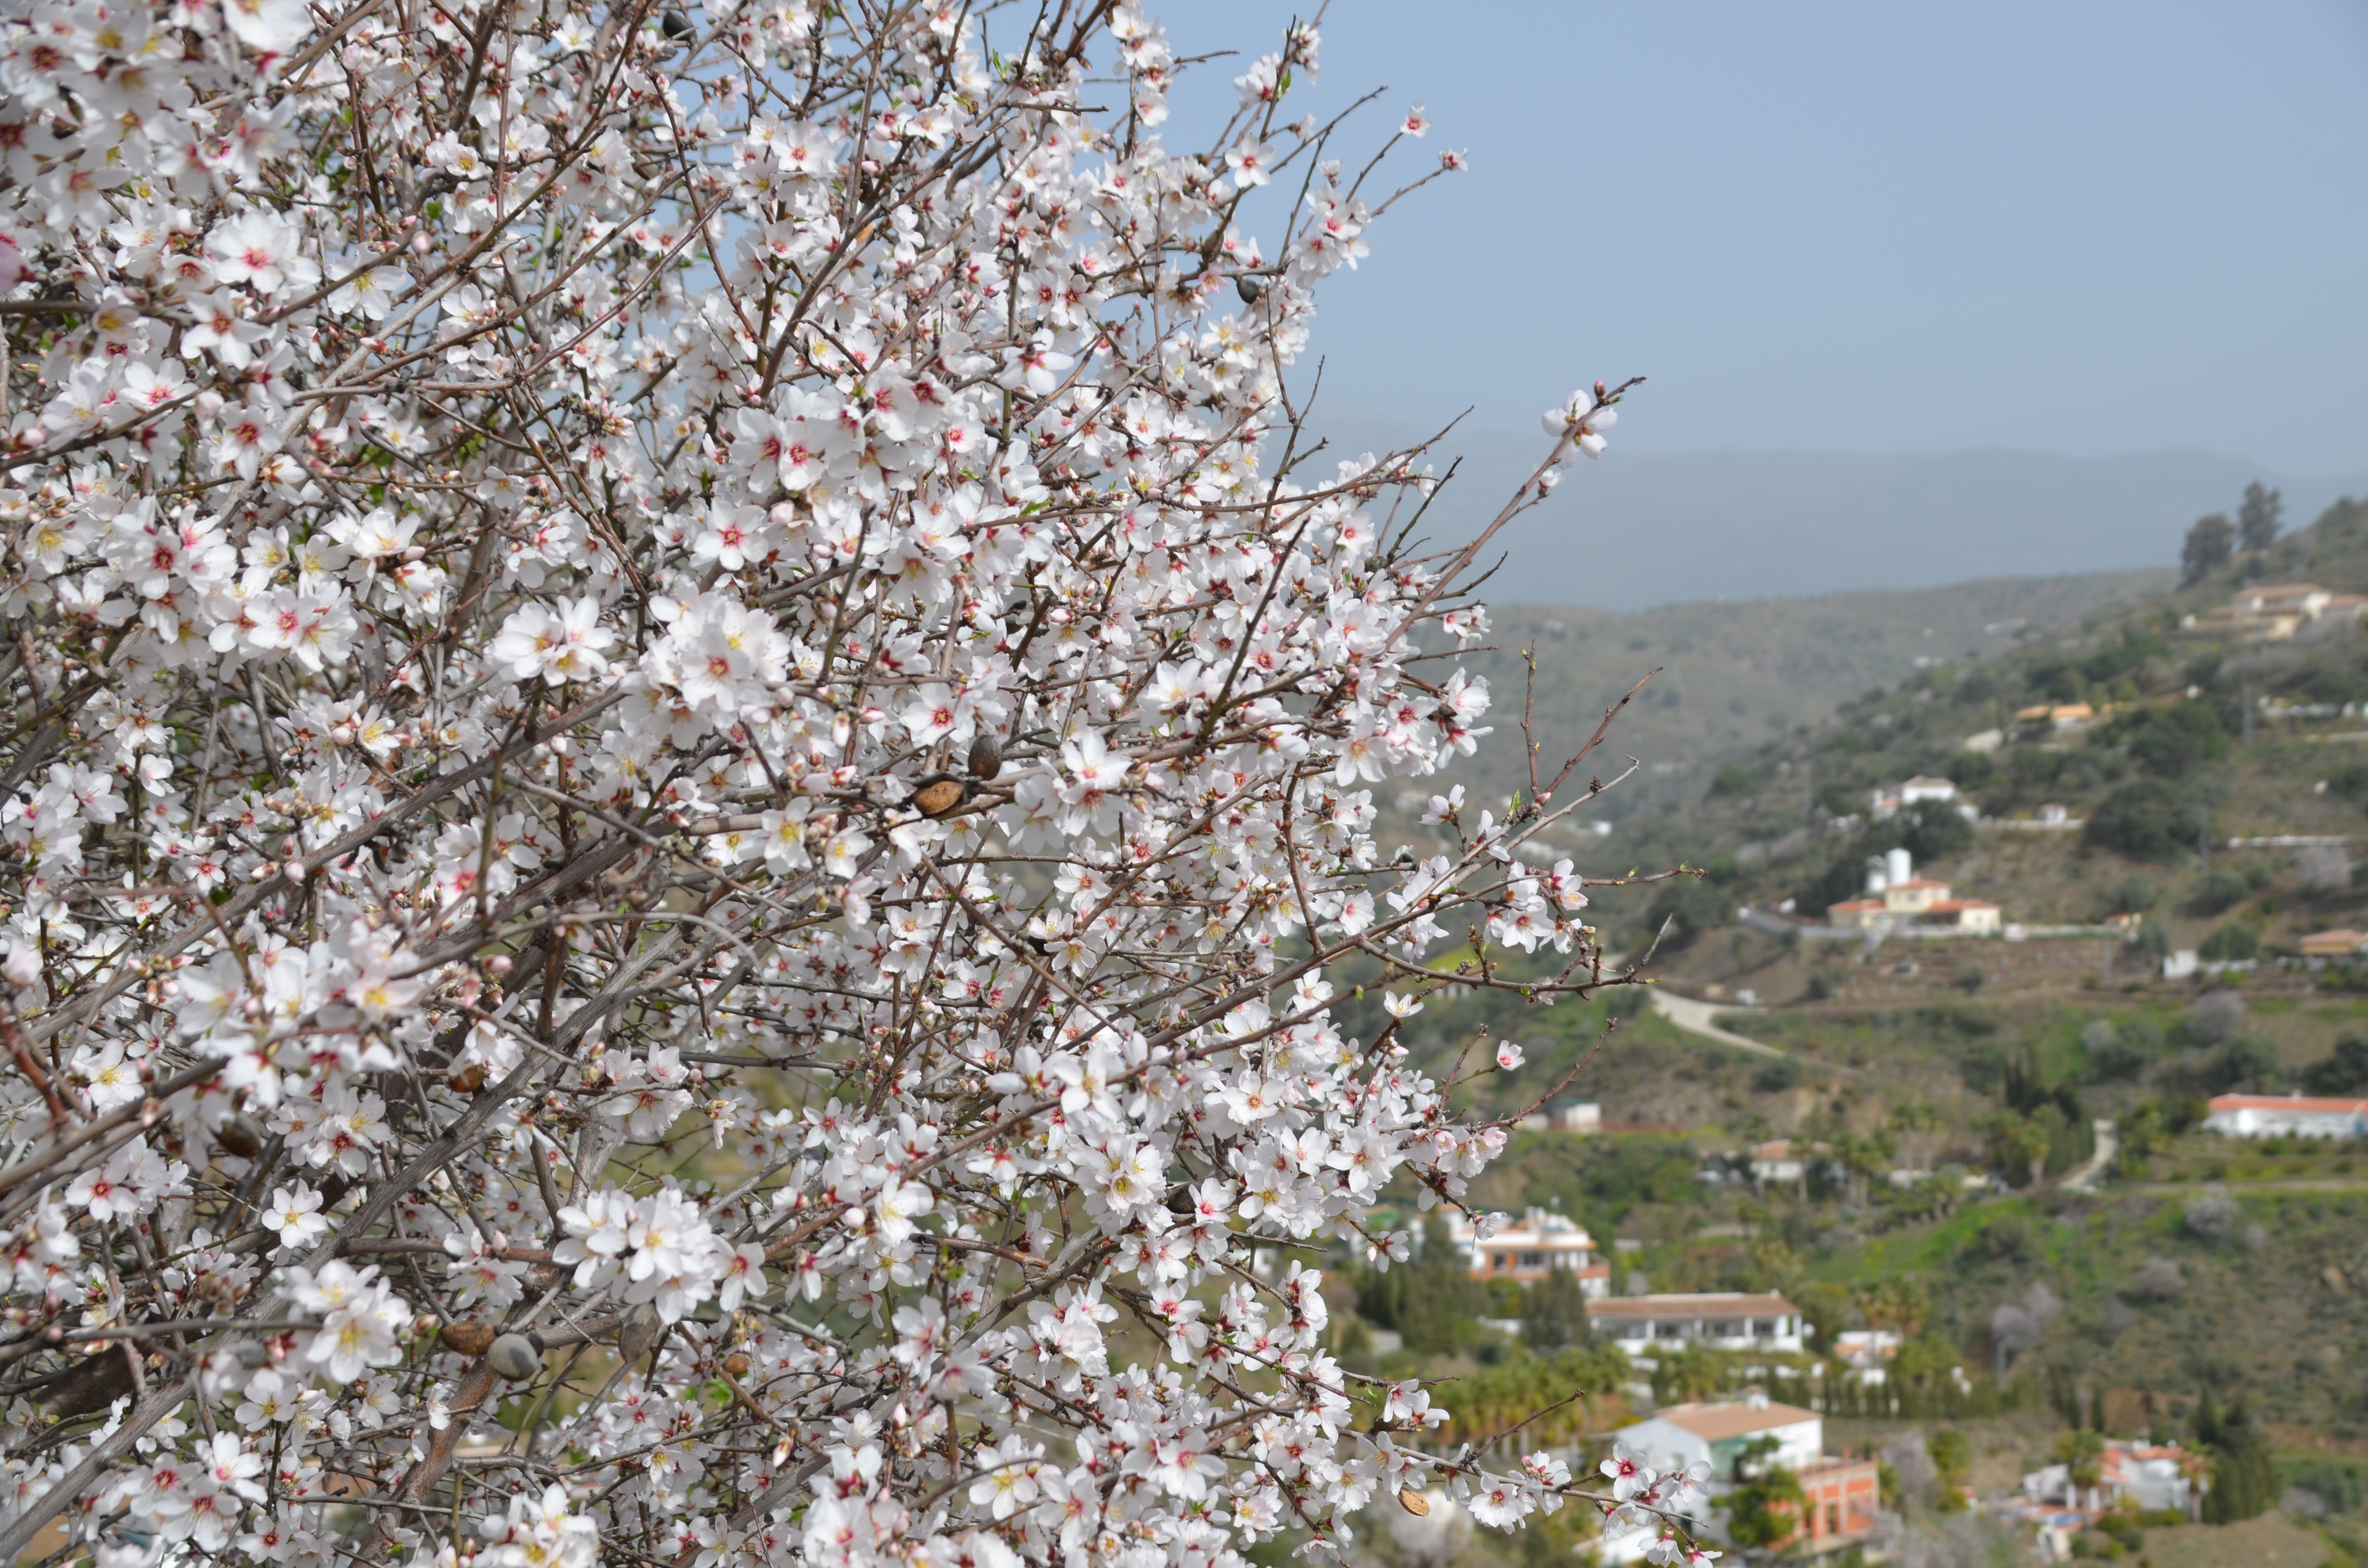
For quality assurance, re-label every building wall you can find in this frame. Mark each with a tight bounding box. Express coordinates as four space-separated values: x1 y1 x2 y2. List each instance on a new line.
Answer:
2204 1106 2364 1139
1796 1460 1881 1545
1615 1417 1714 1479
1616 1415 1822 1482
1711 1419 1823 1478
1600 1315 1804 1354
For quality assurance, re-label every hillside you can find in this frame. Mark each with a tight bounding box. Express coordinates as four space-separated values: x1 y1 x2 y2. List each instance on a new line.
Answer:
1448 570 2168 811
1298 490 2368 1565
1579 490 2368 981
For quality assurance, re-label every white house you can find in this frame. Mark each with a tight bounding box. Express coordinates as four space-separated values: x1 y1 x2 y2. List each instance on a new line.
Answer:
1616 1392 1825 1482
2203 1093 2368 1140
1599 1396 1882 1563
2236 583 2335 622
1516 1100 1603 1135
1747 1139 1806 1191
1586 1292 1805 1354
2021 1441 2202 1519
1445 1208 1610 1290
1832 1329 1901 1383
1825 846 2002 935
1871 776 1963 819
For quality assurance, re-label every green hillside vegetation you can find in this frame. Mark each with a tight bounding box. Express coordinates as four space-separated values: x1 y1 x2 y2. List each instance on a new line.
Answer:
1449 570 2168 812
1578 491 2368 973
1298 493 2368 1566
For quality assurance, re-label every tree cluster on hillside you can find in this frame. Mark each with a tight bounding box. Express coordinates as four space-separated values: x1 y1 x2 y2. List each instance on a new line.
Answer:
2195 1392 2279 1524
2181 481 2283 585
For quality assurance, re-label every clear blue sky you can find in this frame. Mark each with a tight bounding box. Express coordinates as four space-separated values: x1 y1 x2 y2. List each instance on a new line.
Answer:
1152 1 2368 476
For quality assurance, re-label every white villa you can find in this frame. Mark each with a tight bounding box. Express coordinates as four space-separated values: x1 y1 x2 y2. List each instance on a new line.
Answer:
2203 1093 2368 1140
1618 1393 1825 1481
1871 776 1962 818
1826 847 2002 935
1597 1396 1881 1561
1585 1292 1806 1354
1444 1208 1610 1290
2021 1440 2203 1518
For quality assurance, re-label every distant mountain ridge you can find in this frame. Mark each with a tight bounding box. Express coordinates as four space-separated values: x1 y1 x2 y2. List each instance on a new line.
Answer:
1313 416 2368 610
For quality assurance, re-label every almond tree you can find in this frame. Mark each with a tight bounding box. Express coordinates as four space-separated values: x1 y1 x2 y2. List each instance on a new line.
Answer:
0 4 1710 1568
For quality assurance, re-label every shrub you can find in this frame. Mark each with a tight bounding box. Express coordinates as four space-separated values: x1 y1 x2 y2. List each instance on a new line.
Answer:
2121 703 2230 777
1711 763 1766 797
2085 780 2194 862
2187 989 2247 1044
2082 1022 2151 1083
1646 876 1731 941
2121 1257 2184 1302
2106 876 2160 914
2190 867 2251 914
2197 921 2261 962
2306 1036 2368 1095
2183 1191 2243 1244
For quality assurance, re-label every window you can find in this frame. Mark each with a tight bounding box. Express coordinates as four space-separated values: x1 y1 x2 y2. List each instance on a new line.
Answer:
1826 1505 1840 1536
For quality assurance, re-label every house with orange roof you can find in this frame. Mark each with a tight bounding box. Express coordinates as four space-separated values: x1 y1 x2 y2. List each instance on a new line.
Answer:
1443 1208 1609 1291
1599 1394 1880 1561
2300 929 2368 959
1825 847 2001 935
2203 1093 2368 1140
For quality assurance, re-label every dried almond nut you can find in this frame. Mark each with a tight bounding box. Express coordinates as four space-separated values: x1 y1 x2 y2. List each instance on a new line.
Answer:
440 1321 496 1358
723 1351 751 1378
214 1114 266 1158
1397 1487 1430 1516
910 775 969 818
448 1063 487 1094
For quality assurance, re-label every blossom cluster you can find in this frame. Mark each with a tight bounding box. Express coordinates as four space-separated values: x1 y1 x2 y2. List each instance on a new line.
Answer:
0 1 1663 1568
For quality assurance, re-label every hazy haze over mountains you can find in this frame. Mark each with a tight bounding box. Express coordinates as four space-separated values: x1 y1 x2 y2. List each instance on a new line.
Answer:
1318 414 2368 611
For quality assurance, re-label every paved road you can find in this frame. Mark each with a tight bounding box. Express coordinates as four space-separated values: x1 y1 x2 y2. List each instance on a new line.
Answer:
2061 1119 2118 1192
1650 990 1873 1079
1650 990 1788 1057
1651 991 1870 1076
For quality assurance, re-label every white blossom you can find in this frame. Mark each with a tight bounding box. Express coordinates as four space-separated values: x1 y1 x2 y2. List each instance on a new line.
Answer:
0 1 1662 1563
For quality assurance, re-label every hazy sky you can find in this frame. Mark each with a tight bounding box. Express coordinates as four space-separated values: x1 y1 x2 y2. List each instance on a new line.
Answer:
1149 1 2368 476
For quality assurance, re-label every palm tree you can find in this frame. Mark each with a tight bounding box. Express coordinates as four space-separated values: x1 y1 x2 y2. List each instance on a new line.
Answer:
2058 1429 2107 1514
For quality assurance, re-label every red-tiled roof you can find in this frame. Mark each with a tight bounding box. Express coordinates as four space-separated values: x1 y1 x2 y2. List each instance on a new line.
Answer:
2208 1094 2368 1115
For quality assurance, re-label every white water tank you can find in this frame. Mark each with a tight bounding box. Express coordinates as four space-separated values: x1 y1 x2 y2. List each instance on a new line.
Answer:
1864 857 1888 893
1887 846 1913 887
